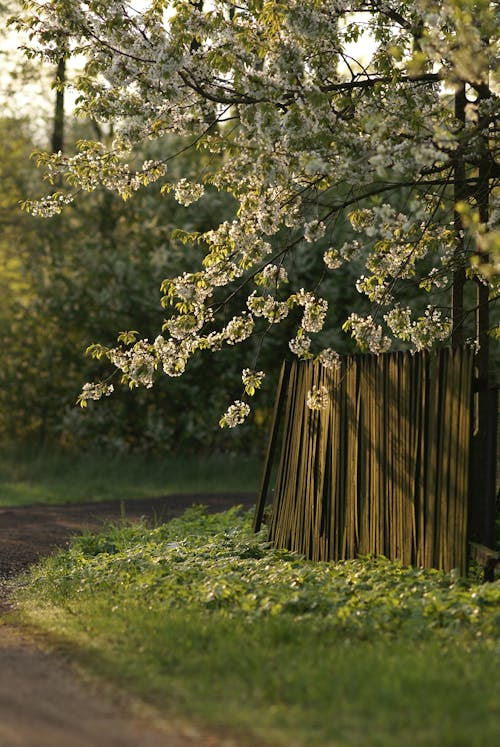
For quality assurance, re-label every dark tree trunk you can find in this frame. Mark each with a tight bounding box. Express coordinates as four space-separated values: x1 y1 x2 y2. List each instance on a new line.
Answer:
452 82 467 346
51 58 65 154
469 75 496 549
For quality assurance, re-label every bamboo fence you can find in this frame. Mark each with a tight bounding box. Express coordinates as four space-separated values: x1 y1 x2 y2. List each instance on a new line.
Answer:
255 347 475 573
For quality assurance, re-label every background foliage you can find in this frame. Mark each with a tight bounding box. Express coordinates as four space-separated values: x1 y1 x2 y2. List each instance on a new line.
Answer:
0 73 270 452
0 6 365 455
1 0 498 455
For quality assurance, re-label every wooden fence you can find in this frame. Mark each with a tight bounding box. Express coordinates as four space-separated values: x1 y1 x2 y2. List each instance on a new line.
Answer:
254 347 476 573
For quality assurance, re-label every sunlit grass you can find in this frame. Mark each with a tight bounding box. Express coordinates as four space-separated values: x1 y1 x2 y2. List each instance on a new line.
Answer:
0 446 260 506
12 508 500 747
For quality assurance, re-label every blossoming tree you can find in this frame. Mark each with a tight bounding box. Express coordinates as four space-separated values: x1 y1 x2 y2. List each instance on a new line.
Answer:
14 0 499 425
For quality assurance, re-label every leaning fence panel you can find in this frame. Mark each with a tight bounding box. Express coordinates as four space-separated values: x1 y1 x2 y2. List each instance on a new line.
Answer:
256 347 475 573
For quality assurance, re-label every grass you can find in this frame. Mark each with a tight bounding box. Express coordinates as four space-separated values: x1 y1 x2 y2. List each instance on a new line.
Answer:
11 507 500 747
0 447 260 506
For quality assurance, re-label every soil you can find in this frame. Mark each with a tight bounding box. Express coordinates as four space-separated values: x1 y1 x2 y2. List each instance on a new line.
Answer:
0 492 257 747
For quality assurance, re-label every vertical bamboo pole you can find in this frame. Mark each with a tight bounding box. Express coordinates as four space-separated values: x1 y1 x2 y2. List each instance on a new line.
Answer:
343 357 359 558
368 355 377 556
331 361 344 559
293 363 310 554
400 352 413 565
387 354 398 558
439 349 452 570
315 365 332 560
416 351 428 567
253 361 291 532
424 352 439 567
269 363 298 547
408 351 420 564
457 347 474 574
357 357 369 555
382 354 390 557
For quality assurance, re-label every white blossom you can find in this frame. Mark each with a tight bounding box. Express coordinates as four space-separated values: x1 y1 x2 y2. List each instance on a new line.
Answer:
306 385 330 411
289 334 312 357
302 298 328 333
14 0 497 428
224 313 255 345
154 335 188 377
317 348 341 370
323 249 343 270
219 400 250 428
385 307 452 350
291 290 328 333
173 178 205 206
242 368 265 396
79 382 114 405
255 264 288 287
109 339 156 388
247 292 289 323
303 220 326 243
344 314 391 354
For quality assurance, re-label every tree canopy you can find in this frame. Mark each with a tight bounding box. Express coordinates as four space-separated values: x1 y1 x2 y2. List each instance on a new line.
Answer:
12 0 500 425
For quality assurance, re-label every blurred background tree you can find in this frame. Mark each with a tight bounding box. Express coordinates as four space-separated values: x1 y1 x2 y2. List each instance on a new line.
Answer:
1 1 483 458
0 4 279 455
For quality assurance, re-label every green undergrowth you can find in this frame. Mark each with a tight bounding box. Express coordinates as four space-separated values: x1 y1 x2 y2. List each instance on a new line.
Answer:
12 507 500 747
0 449 260 506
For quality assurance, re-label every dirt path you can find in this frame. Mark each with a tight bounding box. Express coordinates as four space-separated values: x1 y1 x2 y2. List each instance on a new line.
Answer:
0 625 232 747
0 493 256 747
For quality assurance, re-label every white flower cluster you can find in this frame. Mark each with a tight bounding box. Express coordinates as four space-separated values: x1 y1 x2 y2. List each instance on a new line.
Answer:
166 272 212 306
173 178 205 206
424 267 449 291
79 382 114 405
356 276 392 305
165 311 205 341
109 339 157 388
384 306 452 350
306 385 330 411
344 314 391 354
154 335 189 377
290 289 328 334
255 264 288 287
317 348 341 370
383 306 412 340
24 192 74 217
323 248 343 270
289 334 312 357
304 220 326 243
219 400 251 428
223 313 255 345
247 292 289 323
242 368 265 396
303 298 328 333
206 261 243 287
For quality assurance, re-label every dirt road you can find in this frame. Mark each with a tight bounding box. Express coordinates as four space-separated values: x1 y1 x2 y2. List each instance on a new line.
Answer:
0 493 256 747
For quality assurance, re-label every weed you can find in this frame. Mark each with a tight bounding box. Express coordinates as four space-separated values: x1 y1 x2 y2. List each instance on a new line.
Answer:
13 508 500 747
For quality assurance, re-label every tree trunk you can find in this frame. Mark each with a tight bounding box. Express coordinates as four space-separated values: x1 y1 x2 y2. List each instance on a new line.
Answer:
452 82 467 346
51 58 65 154
469 76 495 548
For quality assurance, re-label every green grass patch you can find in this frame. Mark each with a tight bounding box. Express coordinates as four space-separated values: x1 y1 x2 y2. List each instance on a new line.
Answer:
12 508 500 747
0 448 259 506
